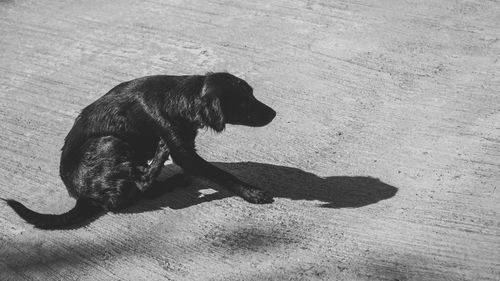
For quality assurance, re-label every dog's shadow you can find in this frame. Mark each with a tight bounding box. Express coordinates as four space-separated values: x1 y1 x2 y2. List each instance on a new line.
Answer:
123 161 398 213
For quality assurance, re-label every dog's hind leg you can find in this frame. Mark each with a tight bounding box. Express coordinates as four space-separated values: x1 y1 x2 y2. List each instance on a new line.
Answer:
136 139 170 192
92 139 170 206
141 140 195 199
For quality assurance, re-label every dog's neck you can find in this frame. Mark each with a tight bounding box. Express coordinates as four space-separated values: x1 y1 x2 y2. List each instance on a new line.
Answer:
163 75 223 132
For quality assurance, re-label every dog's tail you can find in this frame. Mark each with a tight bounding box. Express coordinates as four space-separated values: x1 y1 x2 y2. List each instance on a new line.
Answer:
3 198 101 229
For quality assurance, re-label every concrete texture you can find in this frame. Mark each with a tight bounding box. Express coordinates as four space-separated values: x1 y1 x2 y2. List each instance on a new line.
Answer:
0 0 499 280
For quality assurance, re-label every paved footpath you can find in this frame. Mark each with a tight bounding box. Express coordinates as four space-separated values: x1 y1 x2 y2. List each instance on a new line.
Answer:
0 0 499 280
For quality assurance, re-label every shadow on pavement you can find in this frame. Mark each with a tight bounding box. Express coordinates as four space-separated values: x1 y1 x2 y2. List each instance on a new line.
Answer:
3 162 398 273
123 161 398 213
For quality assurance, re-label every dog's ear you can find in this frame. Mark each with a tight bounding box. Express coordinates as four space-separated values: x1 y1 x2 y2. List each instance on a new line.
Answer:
199 80 225 132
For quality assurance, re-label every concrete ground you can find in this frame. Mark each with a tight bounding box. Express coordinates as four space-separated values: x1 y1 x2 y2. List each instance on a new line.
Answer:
0 0 499 280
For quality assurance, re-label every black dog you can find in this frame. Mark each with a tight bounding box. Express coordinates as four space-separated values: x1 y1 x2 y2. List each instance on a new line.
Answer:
6 72 276 229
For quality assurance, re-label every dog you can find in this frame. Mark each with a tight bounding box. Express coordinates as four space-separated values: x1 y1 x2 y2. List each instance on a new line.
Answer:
5 72 276 229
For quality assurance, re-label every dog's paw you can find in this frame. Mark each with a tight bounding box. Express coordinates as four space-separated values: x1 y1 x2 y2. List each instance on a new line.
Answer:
154 139 170 156
158 139 169 151
242 187 274 204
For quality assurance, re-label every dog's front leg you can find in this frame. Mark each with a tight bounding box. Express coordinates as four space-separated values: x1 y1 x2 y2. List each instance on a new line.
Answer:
168 144 273 204
147 117 273 203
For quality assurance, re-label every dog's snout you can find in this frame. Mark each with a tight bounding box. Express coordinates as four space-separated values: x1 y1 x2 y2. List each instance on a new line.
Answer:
226 98 276 127
268 108 276 121
260 102 276 122
252 103 276 127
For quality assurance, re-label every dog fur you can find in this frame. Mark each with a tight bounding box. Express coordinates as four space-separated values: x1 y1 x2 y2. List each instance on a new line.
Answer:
6 72 276 229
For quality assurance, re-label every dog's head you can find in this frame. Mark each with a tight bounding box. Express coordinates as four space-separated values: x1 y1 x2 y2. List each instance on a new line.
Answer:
199 72 276 132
